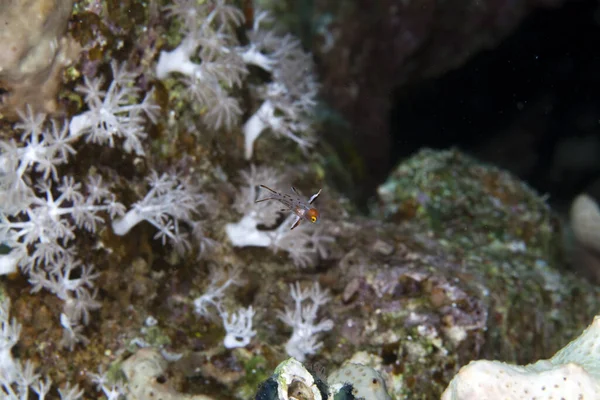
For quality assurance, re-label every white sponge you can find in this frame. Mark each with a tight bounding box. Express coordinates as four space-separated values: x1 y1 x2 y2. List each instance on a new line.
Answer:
442 316 600 400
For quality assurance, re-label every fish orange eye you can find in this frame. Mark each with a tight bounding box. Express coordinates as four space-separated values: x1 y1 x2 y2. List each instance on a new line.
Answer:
307 208 319 223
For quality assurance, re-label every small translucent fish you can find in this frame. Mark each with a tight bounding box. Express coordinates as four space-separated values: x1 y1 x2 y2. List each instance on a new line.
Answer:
256 185 322 230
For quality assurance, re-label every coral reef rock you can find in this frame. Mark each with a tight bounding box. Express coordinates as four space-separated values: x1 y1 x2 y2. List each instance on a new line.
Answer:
327 362 391 400
122 348 215 400
313 148 600 398
254 357 391 399
0 0 78 118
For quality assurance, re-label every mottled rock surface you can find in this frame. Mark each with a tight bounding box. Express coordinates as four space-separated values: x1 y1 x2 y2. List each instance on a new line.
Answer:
0 0 78 118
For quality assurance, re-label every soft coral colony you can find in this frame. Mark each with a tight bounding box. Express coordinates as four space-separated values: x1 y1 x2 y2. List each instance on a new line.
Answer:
0 61 155 350
0 0 332 398
157 0 319 159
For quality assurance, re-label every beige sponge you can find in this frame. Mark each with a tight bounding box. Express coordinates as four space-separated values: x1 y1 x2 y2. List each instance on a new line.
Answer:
441 316 600 400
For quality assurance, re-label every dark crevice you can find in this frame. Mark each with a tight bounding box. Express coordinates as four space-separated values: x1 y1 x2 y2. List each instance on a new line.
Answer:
389 0 600 210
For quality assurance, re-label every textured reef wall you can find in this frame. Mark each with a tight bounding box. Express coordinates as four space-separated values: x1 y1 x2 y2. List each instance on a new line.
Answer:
258 0 567 201
0 1 597 400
